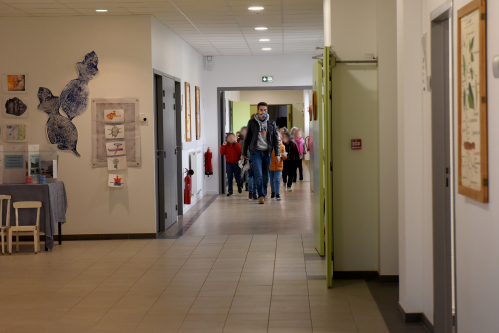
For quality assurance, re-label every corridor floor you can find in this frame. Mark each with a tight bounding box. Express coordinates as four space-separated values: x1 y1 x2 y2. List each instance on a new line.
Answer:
0 180 390 333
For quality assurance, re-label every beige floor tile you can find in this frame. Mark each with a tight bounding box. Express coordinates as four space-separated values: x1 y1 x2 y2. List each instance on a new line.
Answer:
235 285 272 296
231 295 271 308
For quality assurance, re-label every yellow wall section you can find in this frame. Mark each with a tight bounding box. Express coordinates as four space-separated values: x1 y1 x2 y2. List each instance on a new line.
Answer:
332 65 379 271
232 101 251 134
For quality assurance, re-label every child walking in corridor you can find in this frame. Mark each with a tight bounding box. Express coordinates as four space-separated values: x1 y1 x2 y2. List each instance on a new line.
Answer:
270 132 287 200
293 129 307 181
282 132 298 191
220 133 242 196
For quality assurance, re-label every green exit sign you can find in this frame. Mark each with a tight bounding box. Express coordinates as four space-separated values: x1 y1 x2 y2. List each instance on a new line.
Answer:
262 76 273 83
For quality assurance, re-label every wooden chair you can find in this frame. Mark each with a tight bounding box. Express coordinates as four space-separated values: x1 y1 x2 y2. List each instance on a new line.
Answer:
0 195 11 255
8 201 42 254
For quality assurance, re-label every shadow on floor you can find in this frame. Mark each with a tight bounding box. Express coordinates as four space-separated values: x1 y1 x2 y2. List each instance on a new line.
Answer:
367 280 429 333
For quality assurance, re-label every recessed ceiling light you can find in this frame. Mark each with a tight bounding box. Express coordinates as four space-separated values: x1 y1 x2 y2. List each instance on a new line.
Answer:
259 39 270 42
262 48 272 51
249 6 264 10
255 27 268 30
96 9 108 12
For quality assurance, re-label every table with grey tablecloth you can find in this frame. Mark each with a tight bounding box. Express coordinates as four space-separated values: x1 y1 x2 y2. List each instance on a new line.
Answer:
0 182 67 250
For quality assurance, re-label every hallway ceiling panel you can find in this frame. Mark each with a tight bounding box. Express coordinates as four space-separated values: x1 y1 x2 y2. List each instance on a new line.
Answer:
0 0 324 56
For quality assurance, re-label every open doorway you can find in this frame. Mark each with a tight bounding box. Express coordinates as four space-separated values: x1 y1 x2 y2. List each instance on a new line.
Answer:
217 87 312 194
154 70 182 235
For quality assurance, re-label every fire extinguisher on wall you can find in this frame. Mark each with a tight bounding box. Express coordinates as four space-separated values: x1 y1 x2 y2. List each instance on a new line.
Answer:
204 148 213 176
184 168 192 205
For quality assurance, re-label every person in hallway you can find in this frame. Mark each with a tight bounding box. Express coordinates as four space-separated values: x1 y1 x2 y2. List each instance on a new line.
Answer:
270 132 287 201
293 129 307 181
237 126 248 191
220 133 242 196
237 126 246 145
282 132 298 191
241 102 280 204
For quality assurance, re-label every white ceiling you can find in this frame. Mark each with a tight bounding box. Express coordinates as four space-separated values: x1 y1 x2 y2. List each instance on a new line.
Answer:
0 0 324 56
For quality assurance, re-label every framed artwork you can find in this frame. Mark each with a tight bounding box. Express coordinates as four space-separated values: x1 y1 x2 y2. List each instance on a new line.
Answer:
3 74 27 93
4 123 28 142
185 82 192 142
3 96 29 118
195 86 201 140
457 0 488 203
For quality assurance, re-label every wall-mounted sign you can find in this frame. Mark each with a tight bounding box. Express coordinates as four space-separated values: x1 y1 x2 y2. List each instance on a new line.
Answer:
262 76 273 83
5 155 24 169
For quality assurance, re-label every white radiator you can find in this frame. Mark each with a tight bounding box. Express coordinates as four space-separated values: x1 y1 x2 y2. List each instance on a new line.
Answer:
189 150 203 195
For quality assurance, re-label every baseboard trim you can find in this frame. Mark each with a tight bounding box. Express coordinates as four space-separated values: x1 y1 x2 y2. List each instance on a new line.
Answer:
422 313 434 333
333 271 378 280
13 233 157 242
206 190 219 195
398 303 434 332
377 273 399 284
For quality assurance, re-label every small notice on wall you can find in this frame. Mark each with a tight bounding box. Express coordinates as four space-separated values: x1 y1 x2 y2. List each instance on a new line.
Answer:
5 155 23 169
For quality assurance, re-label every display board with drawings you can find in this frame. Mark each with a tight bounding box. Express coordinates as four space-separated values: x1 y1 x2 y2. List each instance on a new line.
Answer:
91 98 141 168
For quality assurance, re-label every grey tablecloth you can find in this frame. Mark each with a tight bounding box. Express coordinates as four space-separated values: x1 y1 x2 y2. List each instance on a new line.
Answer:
0 182 67 250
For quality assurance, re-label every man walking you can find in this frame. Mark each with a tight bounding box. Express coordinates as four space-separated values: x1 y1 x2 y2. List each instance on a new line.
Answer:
241 102 280 204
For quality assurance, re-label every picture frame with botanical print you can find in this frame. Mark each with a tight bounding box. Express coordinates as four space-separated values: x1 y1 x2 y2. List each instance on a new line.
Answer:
195 86 201 140
185 82 192 142
457 0 488 203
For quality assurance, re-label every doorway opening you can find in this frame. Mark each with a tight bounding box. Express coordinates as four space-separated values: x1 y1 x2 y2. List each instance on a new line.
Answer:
217 86 313 194
430 4 456 332
154 70 182 236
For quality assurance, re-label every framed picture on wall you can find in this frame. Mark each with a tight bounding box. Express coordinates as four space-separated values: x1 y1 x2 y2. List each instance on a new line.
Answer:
457 0 488 203
195 86 201 140
2 74 28 94
185 82 192 142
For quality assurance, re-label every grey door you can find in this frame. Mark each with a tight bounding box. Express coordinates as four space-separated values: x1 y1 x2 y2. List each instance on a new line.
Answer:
155 74 178 233
431 12 453 333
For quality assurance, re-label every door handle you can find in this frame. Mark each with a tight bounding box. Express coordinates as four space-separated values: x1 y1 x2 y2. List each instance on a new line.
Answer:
156 150 163 157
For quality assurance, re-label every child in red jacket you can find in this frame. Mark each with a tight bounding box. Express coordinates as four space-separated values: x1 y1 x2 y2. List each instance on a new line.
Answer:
220 133 242 196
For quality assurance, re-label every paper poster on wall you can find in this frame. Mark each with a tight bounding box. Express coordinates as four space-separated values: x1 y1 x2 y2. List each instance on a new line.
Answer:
106 141 126 156
28 144 40 184
3 97 29 118
3 144 26 184
185 82 192 142
107 156 126 171
108 174 126 187
3 74 27 93
4 124 27 142
105 124 125 139
104 109 124 123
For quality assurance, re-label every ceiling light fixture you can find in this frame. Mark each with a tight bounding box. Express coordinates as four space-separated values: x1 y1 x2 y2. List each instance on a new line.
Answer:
96 9 108 12
249 6 264 10
255 27 268 30
259 39 270 42
262 48 272 51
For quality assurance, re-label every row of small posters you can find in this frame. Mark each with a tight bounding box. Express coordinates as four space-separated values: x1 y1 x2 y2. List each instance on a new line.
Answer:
104 109 126 187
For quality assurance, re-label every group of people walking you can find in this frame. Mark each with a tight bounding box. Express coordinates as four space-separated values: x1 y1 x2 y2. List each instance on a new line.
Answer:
220 102 307 204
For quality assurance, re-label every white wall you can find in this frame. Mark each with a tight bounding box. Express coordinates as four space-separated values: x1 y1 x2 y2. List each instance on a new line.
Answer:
452 0 499 331
396 1 499 328
0 16 156 235
203 55 316 193
239 90 305 105
151 17 207 211
397 0 429 317
377 0 399 276
330 0 397 272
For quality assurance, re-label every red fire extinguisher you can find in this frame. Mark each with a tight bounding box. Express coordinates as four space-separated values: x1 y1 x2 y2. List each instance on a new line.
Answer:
204 148 213 176
184 168 192 205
